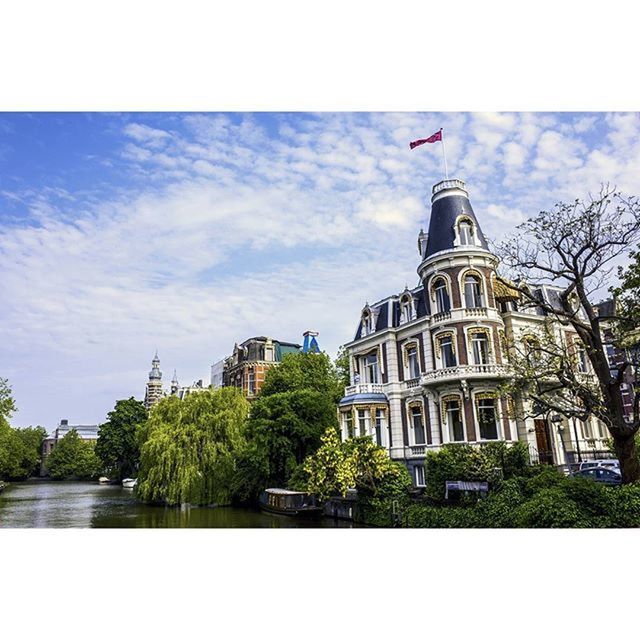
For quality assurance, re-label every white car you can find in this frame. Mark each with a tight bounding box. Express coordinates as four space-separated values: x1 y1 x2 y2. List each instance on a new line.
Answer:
578 460 620 472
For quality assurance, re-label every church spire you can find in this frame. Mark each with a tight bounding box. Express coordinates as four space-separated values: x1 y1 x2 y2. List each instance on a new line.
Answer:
171 369 179 395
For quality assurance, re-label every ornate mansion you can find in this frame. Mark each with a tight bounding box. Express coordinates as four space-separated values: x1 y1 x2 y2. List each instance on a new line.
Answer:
338 178 610 487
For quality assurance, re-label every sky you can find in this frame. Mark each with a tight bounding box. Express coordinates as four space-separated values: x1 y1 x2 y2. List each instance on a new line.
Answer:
1 111 640 429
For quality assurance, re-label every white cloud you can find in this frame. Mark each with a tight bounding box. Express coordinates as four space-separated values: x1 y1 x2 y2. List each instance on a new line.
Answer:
2 112 640 427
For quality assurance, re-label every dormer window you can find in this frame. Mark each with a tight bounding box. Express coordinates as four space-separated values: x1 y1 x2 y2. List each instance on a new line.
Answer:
400 294 414 324
362 310 374 336
459 220 473 245
432 278 450 314
453 215 480 248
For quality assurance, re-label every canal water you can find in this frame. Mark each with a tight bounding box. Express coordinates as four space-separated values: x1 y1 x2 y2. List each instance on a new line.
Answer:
0 480 357 528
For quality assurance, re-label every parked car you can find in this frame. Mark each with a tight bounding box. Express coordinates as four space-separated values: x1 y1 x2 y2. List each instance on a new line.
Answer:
571 467 622 486
578 459 620 472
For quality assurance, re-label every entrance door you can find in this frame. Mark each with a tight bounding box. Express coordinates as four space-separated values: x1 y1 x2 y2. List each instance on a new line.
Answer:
534 419 554 464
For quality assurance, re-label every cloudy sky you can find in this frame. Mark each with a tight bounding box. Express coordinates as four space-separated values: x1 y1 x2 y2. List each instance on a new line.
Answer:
1 111 639 429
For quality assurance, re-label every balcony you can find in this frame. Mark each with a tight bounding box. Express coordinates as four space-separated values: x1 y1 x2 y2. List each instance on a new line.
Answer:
421 363 512 386
464 307 488 317
405 377 421 389
431 310 451 323
405 445 427 458
344 383 385 396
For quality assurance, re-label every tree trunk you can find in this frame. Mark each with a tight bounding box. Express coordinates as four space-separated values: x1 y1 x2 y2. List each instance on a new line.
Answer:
611 429 640 484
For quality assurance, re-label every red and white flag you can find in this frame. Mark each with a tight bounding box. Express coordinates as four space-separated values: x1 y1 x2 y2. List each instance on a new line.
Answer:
409 129 442 150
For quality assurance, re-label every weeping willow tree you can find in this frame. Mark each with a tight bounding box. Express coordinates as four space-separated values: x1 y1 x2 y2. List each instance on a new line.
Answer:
137 387 249 506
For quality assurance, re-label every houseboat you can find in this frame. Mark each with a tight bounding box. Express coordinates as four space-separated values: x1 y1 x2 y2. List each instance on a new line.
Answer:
259 488 322 517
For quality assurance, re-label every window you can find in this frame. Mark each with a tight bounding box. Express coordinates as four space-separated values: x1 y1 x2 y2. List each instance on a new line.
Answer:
375 408 386 446
357 408 369 437
464 274 484 308
438 334 457 368
265 346 274 362
433 278 450 314
471 331 490 365
344 411 354 438
576 342 588 373
581 419 592 439
247 368 255 394
459 220 474 245
477 397 498 440
410 405 426 445
400 296 413 324
445 398 465 442
362 311 374 336
414 465 425 487
364 352 379 383
406 344 420 379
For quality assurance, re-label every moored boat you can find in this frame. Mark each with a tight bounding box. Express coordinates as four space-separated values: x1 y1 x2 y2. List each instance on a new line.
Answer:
122 478 138 489
259 488 322 517
98 477 110 484
0 481 6 493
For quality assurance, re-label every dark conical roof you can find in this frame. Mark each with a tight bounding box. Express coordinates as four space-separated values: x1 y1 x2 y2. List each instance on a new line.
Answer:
423 179 489 260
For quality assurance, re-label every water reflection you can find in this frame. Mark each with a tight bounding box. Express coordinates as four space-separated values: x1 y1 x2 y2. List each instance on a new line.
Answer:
0 480 356 528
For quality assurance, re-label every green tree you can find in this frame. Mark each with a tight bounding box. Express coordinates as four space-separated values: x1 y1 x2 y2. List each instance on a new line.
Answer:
260 352 344 404
241 389 337 494
0 377 17 424
96 397 147 481
46 429 101 480
232 352 344 501
0 379 47 480
303 428 412 501
137 388 249 506
334 346 351 389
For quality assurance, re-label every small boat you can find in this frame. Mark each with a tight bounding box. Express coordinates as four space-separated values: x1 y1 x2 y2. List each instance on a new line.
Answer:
0 481 6 493
98 477 110 484
122 478 138 489
259 488 322 517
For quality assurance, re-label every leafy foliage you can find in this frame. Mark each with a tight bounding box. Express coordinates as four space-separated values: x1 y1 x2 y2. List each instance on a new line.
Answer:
259 352 344 404
235 389 336 498
96 397 147 480
0 379 47 480
137 388 249 506
423 442 531 502
303 428 412 501
46 429 101 480
333 346 351 389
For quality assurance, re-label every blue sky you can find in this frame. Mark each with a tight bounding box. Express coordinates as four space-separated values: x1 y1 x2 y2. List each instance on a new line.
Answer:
1 112 639 429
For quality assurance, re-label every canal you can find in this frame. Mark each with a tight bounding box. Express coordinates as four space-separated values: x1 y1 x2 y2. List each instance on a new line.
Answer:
0 480 357 528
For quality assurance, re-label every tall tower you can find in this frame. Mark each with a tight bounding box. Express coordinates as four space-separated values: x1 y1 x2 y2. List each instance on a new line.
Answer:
417 178 510 444
144 351 164 410
302 331 320 353
171 370 179 395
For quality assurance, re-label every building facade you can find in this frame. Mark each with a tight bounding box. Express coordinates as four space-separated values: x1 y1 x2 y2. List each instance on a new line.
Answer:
339 178 609 487
219 336 301 400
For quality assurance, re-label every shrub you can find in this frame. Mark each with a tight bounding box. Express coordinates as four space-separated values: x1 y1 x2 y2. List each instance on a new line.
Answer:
514 487 593 528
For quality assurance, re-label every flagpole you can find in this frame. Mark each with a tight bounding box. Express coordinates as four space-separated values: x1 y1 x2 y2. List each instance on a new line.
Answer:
440 128 449 180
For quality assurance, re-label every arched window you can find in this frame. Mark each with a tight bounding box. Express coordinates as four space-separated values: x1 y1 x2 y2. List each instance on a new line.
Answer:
408 403 426 445
432 278 450 314
442 396 465 442
468 329 491 365
436 332 457 368
404 342 421 379
464 273 484 308
459 219 474 245
476 393 499 440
